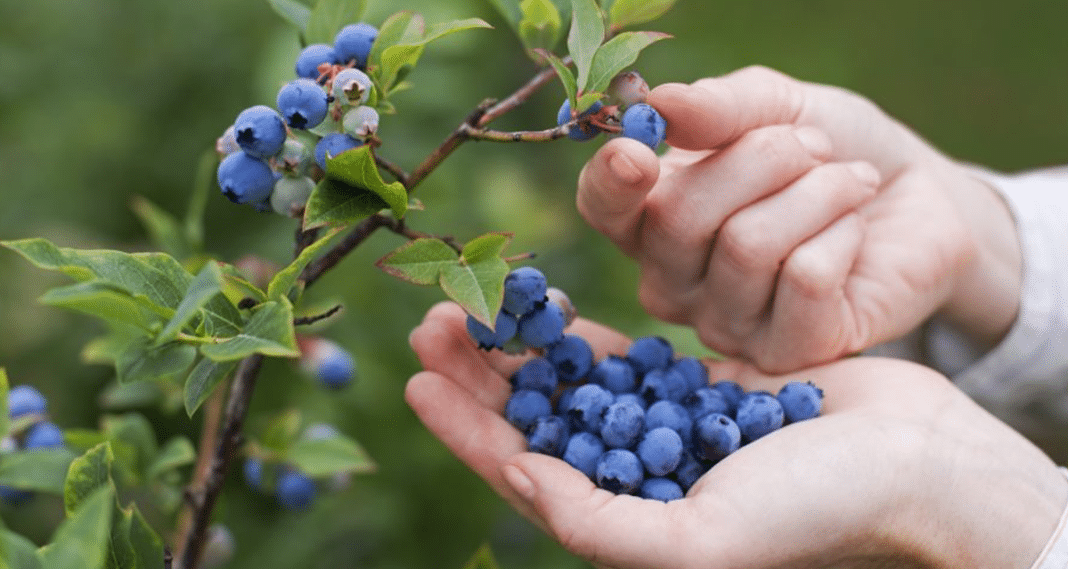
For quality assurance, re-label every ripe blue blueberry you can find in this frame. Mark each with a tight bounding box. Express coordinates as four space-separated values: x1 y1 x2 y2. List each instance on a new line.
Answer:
526 415 569 457
599 400 645 449
557 386 578 414
545 334 593 383
332 68 373 105
314 133 363 171
234 105 287 159
735 393 785 442
682 387 731 421
627 336 674 376
563 432 605 479
672 451 708 491
466 310 518 350
510 357 557 397
243 457 264 489
295 43 338 80
711 380 746 415
276 470 316 510
693 413 741 463
777 381 824 423
502 267 547 316
301 338 356 389
672 356 709 393
7 385 46 418
640 477 684 502
621 103 667 150
589 355 638 394
517 302 566 349
217 152 275 205
333 23 378 68
639 368 689 404
644 400 692 446
276 79 329 130
556 99 605 142
23 422 64 449
595 449 644 494
564 383 614 433
613 392 647 411
505 389 553 432
637 427 683 477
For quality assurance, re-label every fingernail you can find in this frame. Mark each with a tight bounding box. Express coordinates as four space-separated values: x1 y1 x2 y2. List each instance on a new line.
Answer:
608 151 643 185
846 161 882 187
793 127 832 157
503 464 536 501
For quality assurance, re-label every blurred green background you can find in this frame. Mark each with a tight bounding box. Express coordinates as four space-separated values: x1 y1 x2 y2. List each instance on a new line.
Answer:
0 0 1065 567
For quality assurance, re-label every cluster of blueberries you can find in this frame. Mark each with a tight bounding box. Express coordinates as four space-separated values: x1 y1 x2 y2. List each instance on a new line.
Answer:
466 268 824 501
1 386 68 504
215 23 381 215
557 71 668 149
243 423 350 511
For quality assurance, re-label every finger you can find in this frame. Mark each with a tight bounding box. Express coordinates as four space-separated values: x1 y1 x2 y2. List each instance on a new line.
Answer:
697 161 881 339
650 66 807 151
636 125 830 300
576 137 661 255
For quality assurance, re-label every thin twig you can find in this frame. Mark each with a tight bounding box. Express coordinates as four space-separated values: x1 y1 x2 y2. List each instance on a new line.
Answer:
459 124 570 143
299 214 390 287
374 155 410 186
171 385 227 552
294 223 320 260
294 304 344 326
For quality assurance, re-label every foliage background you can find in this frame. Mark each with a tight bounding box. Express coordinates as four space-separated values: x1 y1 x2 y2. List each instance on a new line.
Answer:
0 0 1064 567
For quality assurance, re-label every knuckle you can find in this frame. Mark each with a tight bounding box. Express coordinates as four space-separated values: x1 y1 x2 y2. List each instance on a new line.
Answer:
717 216 778 272
740 126 809 170
782 246 839 300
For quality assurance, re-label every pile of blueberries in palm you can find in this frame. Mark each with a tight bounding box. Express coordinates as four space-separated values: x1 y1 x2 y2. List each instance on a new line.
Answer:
215 23 381 215
557 71 668 150
467 267 824 501
1 386 68 505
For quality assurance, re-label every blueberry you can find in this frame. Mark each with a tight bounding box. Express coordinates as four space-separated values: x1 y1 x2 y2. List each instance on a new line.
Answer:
276 470 316 510
644 400 692 447
517 302 566 349
544 287 576 326
711 380 746 414
505 390 553 432
277 79 329 130
314 133 363 171
234 105 287 159
23 422 64 449
502 267 547 316
693 413 741 463
0 485 31 505
466 310 518 350
672 356 709 393
621 103 667 150
777 381 824 423
589 355 638 394
303 423 341 441
672 451 709 491
202 524 236 569
7 385 46 419
640 477 684 502
682 387 731 422
243 457 264 489
545 334 593 383
613 392 647 411
556 99 604 142
217 152 275 205
735 393 785 442
295 43 338 80
627 336 674 376
563 383 613 433
556 386 578 415
607 71 650 107
526 415 569 457
510 357 557 397
270 175 316 217
301 338 356 389
333 23 378 68
637 427 683 477
332 68 373 105
639 368 689 404
595 449 643 494
599 400 645 449
342 105 380 139
562 432 605 479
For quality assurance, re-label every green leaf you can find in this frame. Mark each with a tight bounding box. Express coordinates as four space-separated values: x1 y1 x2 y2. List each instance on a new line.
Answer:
440 237 511 328
62 429 108 453
39 282 167 332
518 0 562 55
218 264 267 306
286 435 375 477
485 0 522 30
423 18 493 43
303 179 389 230
258 409 303 453
200 300 300 361
122 506 164 569
375 238 459 285
102 414 158 480
0 369 9 438
574 91 604 113
0 529 43 569
267 226 344 301
183 358 237 418
377 44 423 95
585 31 671 93
372 15 491 95
462 544 502 569
325 145 406 215
130 195 188 260
368 11 423 71
268 0 312 32
41 486 114 569
461 233 512 264
608 0 676 30
536 49 577 108
98 380 166 411
146 437 195 480
155 262 224 345
304 0 366 45
567 0 604 92
115 338 197 384
0 449 76 493
64 442 114 515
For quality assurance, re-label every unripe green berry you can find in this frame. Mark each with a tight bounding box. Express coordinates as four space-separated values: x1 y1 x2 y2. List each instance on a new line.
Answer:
271 176 316 217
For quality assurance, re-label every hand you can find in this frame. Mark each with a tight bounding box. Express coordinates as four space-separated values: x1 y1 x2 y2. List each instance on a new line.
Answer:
577 66 1022 373
406 302 1065 569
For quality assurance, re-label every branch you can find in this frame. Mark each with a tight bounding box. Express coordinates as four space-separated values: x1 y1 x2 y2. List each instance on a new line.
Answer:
299 214 389 287
374 155 410 186
294 304 343 326
459 124 570 142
